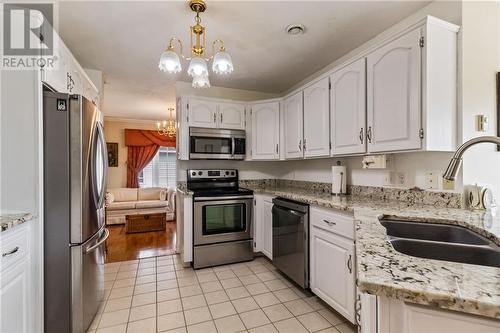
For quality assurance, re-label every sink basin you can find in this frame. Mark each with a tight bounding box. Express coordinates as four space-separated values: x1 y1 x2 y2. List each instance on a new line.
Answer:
380 218 490 245
389 238 500 268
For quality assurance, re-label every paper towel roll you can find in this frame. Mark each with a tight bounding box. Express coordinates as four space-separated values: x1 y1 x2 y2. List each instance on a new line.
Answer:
332 165 347 195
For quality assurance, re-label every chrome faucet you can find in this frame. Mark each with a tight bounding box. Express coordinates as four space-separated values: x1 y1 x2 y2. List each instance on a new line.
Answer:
443 136 500 181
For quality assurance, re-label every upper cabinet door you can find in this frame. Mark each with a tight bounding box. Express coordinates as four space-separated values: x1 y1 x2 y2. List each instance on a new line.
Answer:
218 102 245 130
188 98 218 128
251 102 280 160
330 58 366 156
303 78 330 158
367 28 422 153
283 92 304 159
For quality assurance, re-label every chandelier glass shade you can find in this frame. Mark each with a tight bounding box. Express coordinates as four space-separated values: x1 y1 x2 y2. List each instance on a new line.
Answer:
192 73 211 88
157 108 176 137
159 49 182 73
187 57 208 77
158 0 233 88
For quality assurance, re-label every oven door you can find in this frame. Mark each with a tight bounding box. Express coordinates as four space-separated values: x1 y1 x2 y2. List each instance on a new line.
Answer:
194 197 253 245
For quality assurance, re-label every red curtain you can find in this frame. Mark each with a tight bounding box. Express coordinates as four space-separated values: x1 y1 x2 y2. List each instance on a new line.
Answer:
124 129 175 188
126 145 160 188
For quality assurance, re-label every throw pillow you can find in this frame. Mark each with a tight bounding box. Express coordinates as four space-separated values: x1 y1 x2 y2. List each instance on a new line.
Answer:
160 189 167 201
105 192 115 205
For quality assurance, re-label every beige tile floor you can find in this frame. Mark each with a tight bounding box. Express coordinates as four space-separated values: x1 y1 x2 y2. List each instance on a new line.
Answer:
88 255 358 333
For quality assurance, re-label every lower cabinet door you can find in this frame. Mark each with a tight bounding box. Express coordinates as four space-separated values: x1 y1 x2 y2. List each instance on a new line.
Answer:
1 259 31 333
310 226 355 323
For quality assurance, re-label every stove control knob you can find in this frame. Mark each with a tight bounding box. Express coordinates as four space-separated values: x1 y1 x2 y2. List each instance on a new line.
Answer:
231 171 235 176
198 171 203 176
191 172 196 176
225 171 229 176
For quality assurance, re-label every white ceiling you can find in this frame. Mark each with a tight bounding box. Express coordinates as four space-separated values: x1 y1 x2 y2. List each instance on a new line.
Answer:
58 0 430 119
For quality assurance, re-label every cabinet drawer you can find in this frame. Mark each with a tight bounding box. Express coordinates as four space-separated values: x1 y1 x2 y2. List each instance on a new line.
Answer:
310 206 354 239
1 225 30 272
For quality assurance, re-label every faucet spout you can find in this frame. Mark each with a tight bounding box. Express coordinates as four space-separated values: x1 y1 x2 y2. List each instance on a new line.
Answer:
443 136 500 181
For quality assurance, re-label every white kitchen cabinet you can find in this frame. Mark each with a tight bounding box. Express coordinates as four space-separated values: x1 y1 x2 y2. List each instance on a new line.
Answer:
330 58 366 156
310 207 356 324
283 91 304 159
184 97 245 130
218 102 245 130
254 194 274 260
187 97 218 128
311 227 355 323
0 223 34 333
366 18 458 153
303 78 330 158
366 28 421 153
251 102 280 160
377 298 500 333
176 190 193 264
177 97 189 160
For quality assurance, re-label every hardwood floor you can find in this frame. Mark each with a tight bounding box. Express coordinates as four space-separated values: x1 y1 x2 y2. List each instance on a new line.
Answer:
105 221 176 263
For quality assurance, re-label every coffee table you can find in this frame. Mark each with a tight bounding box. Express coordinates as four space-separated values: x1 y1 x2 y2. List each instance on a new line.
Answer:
125 213 166 233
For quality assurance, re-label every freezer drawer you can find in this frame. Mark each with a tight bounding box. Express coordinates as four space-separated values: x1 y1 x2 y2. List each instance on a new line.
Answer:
71 227 109 333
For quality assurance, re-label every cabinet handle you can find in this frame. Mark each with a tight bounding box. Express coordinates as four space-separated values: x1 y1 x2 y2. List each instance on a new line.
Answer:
220 113 223 123
213 113 216 123
366 126 372 143
359 128 364 144
347 254 353 273
2 246 19 257
323 219 336 226
298 140 302 151
303 138 307 151
276 144 279 154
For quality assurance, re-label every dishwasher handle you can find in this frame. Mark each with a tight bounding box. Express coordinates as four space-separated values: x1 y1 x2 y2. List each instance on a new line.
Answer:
272 205 304 219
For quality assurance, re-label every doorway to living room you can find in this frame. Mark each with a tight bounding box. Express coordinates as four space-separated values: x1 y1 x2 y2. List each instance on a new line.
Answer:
104 121 177 263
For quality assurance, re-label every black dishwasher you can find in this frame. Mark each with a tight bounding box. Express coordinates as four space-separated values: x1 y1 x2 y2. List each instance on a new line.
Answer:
272 197 309 289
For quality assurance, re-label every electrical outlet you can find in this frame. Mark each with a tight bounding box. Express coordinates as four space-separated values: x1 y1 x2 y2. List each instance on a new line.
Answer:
398 172 407 185
424 171 439 189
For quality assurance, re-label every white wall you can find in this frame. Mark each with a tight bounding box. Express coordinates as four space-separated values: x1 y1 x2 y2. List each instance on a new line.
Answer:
0 70 40 212
460 1 500 200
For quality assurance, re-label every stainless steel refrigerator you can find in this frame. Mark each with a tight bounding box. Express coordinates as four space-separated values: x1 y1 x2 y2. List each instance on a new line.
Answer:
43 91 109 333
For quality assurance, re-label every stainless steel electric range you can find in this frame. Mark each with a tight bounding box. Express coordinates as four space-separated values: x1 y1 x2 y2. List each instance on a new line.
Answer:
187 169 254 269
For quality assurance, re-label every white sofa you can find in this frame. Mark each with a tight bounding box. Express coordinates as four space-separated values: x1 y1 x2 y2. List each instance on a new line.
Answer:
105 187 176 225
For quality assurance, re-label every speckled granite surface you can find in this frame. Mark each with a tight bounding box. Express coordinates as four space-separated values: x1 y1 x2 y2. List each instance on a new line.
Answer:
0 212 34 232
250 186 500 319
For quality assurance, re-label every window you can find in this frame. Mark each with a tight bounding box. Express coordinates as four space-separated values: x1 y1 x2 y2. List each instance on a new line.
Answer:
139 147 177 188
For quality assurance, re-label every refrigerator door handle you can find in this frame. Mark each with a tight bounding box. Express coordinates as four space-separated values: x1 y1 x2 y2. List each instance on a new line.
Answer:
91 121 108 209
84 228 109 254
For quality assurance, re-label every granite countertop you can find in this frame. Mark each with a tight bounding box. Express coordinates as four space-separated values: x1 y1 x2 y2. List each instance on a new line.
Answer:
0 212 35 232
250 186 500 319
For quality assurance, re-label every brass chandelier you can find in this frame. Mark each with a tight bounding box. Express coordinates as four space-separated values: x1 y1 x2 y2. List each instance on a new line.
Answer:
158 0 233 88
157 108 176 137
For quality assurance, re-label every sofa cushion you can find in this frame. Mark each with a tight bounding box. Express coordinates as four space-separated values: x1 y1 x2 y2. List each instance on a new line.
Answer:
107 201 137 210
138 187 165 200
109 188 138 202
135 200 169 209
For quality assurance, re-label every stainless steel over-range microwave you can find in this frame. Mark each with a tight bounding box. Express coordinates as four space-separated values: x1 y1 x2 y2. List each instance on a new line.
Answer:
189 127 246 160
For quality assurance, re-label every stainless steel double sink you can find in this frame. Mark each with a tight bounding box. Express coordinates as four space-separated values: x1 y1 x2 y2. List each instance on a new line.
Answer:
380 217 500 268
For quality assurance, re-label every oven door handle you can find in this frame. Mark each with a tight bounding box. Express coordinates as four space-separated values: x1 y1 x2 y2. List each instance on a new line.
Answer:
194 195 254 201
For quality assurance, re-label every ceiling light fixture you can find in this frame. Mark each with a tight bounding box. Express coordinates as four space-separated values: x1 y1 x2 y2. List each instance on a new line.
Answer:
158 0 233 88
157 108 176 137
286 24 306 35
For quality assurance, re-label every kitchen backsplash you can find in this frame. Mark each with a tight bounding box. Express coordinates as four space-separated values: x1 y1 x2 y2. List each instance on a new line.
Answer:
237 179 463 209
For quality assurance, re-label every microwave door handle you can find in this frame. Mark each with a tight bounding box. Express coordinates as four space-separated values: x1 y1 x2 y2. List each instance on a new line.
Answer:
231 137 235 159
